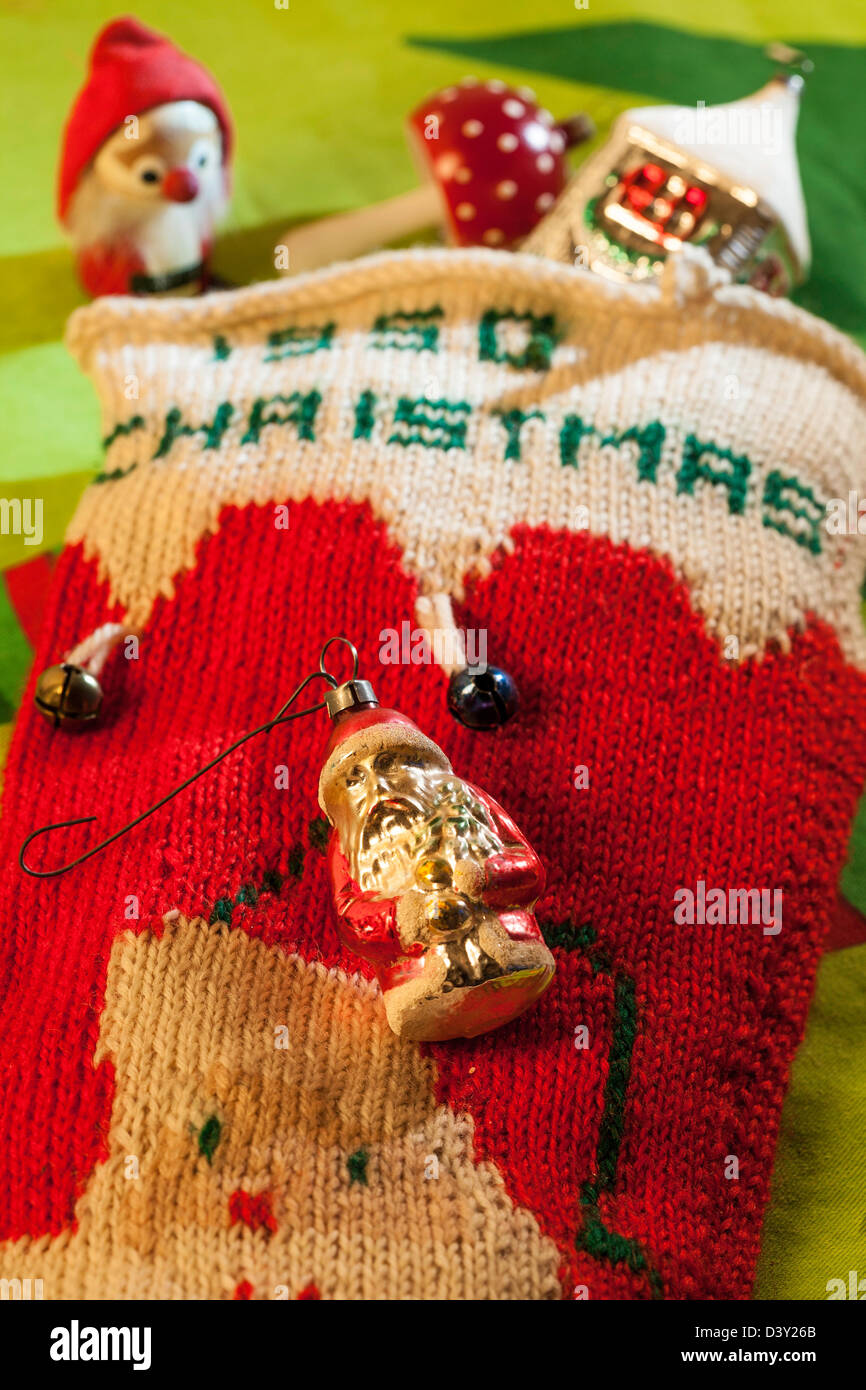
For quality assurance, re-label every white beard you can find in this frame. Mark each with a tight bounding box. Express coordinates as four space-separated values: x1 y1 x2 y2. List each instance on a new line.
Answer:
66 169 228 274
347 783 503 898
351 800 427 897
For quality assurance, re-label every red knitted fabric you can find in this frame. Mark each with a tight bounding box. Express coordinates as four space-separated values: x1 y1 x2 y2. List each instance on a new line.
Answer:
1 497 863 1297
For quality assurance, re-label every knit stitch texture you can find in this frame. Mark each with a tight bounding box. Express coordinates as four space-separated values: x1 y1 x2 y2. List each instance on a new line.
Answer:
1 247 865 1299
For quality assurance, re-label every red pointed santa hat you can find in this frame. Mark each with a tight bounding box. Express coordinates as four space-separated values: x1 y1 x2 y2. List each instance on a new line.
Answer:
57 15 233 222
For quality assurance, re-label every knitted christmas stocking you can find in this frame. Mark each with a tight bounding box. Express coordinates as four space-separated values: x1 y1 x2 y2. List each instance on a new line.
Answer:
1 248 864 1300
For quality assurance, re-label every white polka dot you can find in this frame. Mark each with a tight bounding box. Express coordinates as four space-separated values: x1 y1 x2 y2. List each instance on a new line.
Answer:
497 132 519 152
538 109 554 127
435 153 461 179
517 86 537 102
549 132 565 154
496 179 518 200
455 166 472 184
483 228 506 245
462 119 483 137
459 76 479 86
502 98 525 118
537 153 555 174
486 79 506 92
439 87 458 101
536 192 555 212
522 121 548 152
455 202 476 221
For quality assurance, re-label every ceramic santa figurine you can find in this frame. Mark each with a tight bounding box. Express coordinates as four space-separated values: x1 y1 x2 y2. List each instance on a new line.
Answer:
57 17 233 298
318 678 555 1041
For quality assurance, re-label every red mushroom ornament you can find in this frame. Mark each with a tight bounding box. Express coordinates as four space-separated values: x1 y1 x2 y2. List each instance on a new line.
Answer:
279 78 592 274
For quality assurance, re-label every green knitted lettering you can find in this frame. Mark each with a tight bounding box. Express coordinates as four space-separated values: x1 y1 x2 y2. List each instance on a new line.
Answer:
264 322 334 361
479 309 560 370
595 973 637 1191
353 389 377 441
559 415 594 469
209 896 234 925
241 391 321 446
541 917 662 1297
540 920 597 954
493 408 544 461
371 307 442 352
762 469 824 555
578 1196 645 1270
308 817 330 852
347 1148 369 1185
213 335 232 361
102 415 145 450
388 396 470 452
599 420 666 484
676 434 751 515
154 403 234 459
93 462 139 485
198 1115 222 1165
576 1189 663 1299
207 866 289 927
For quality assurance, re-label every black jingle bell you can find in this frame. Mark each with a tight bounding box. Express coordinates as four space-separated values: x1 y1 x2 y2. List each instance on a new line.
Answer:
447 665 519 731
34 663 103 730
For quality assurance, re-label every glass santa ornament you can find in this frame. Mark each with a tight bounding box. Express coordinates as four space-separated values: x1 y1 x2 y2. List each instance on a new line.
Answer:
523 48 811 297
57 17 233 298
318 678 555 1041
19 638 554 1043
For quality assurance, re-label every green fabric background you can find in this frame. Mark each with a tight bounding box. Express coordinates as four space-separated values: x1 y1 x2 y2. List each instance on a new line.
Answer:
0 0 864 1300
754 945 866 1299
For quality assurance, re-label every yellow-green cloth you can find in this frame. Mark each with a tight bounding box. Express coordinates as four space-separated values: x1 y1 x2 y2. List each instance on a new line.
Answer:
756 945 866 1299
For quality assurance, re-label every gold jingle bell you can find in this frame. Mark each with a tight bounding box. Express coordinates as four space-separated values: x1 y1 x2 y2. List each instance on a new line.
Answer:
34 663 103 730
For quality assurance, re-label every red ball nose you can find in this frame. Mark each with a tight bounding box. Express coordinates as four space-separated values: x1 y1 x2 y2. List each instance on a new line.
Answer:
162 168 199 203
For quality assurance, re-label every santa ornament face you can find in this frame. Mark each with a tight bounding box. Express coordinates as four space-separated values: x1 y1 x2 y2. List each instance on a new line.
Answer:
319 682 555 1041
329 742 453 897
58 18 233 298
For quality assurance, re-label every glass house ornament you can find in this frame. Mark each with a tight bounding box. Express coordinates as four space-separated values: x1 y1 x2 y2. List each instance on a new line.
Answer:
523 49 812 296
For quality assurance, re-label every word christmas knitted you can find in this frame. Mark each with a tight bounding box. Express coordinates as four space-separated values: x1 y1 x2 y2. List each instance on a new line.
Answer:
1 247 865 1299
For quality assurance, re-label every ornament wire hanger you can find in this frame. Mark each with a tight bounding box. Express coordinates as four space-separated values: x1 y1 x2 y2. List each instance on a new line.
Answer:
19 636 360 880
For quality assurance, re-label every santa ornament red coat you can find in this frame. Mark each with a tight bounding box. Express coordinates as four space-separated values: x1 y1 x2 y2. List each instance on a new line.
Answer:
318 697 554 1039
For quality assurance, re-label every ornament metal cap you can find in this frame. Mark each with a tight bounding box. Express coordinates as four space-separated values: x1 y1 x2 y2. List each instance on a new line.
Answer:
324 679 378 719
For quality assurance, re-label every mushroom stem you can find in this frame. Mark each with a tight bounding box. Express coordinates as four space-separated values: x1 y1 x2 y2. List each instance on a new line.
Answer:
557 113 596 149
279 182 443 276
